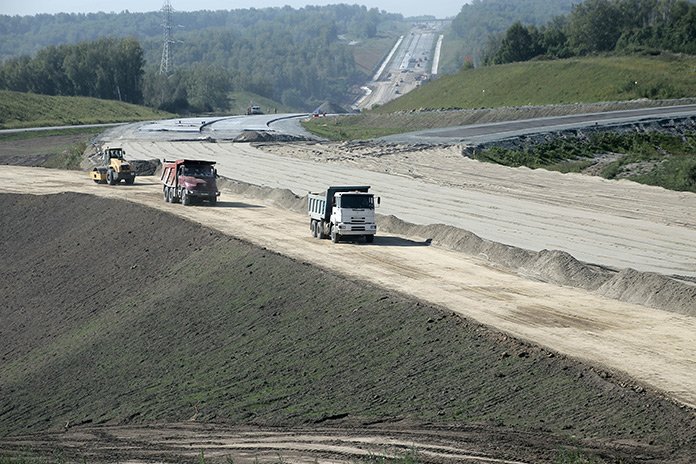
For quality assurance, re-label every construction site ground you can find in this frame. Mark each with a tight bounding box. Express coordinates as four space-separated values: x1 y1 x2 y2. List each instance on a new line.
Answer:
0 133 695 463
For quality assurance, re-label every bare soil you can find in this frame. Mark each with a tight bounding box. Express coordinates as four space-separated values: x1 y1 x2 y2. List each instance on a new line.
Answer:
0 133 90 167
1 130 696 463
1 179 696 463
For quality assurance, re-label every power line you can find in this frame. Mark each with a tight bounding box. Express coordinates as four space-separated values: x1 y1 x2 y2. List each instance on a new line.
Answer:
159 0 174 75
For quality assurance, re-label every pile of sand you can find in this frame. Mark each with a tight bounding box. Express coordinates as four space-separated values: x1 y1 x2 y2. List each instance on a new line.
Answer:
220 178 695 316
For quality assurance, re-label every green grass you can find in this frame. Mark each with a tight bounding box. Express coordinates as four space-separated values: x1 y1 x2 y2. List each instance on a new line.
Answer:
476 131 696 192
378 54 696 112
0 127 102 142
554 448 610 464
351 36 400 76
0 90 173 129
302 55 696 140
41 140 89 170
0 126 101 169
303 114 409 140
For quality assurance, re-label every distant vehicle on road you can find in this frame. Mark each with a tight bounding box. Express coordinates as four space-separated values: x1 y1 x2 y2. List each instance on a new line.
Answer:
308 185 379 243
246 104 263 115
160 159 220 206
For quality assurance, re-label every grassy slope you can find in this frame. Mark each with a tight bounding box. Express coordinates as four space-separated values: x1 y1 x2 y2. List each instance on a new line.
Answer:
304 55 696 140
378 54 696 112
0 90 173 129
351 36 399 76
1 193 695 463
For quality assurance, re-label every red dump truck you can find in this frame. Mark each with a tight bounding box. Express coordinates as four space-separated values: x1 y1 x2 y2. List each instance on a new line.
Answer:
160 159 220 206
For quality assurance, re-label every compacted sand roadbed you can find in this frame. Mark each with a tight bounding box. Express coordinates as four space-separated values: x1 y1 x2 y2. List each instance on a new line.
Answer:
111 139 696 277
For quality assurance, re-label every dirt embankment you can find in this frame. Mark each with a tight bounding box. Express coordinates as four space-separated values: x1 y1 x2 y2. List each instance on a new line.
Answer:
219 178 696 316
2 192 696 463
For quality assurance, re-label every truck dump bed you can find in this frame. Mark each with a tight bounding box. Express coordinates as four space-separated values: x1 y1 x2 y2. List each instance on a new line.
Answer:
160 159 216 188
308 185 370 222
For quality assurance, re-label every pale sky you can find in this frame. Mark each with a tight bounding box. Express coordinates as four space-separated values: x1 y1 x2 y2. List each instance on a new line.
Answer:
1 0 462 19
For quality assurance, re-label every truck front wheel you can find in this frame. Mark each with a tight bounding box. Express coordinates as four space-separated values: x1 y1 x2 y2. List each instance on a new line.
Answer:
365 234 374 243
331 227 339 243
181 190 191 206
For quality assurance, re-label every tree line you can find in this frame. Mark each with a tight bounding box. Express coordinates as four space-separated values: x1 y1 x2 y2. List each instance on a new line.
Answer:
0 5 402 111
139 6 389 112
0 5 393 61
486 0 696 65
0 38 143 103
447 0 576 68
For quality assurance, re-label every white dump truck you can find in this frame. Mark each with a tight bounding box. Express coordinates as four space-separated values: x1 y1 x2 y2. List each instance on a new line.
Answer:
308 185 379 243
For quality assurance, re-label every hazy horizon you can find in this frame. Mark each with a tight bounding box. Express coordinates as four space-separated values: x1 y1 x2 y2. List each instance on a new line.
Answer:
1 0 463 19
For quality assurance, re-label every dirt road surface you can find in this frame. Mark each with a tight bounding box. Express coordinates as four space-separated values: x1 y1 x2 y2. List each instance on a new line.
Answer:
0 423 543 463
109 140 696 277
2 165 695 410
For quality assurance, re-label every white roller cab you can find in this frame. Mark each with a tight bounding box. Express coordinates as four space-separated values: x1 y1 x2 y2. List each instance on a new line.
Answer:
308 185 379 243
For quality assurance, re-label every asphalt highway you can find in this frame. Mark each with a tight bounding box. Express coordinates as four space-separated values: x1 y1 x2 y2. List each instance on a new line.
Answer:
380 104 696 144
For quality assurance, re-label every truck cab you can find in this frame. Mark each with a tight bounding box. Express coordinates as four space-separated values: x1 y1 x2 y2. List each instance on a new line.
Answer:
308 186 379 243
160 159 220 206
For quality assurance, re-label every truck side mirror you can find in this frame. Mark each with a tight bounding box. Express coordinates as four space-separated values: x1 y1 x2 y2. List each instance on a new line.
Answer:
377 197 381 205
214 169 218 178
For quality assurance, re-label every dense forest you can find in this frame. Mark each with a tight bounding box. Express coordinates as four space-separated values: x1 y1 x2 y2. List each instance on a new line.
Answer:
0 5 402 112
487 0 696 65
0 38 144 103
447 0 577 67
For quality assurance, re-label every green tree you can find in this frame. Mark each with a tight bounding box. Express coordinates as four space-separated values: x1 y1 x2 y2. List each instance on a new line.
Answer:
491 22 543 63
567 0 624 53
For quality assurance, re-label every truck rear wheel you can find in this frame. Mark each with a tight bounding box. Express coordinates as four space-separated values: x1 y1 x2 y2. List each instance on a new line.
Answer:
163 187 169 202
310 221 317 238
125 177 135 185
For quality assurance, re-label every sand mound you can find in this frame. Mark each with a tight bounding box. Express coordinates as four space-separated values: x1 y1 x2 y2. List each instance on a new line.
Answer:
598 269 696 316
234 130 307 142
221 179 693 315
130 159 160 176
377 215 694 314
219 178 307 212
378 215 611 290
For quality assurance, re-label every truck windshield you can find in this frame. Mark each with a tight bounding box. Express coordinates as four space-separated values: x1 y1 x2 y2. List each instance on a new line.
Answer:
340 194 373 209
183 165 214 177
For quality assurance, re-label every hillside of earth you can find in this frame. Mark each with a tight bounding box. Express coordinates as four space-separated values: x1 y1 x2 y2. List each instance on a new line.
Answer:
2 192 696 463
